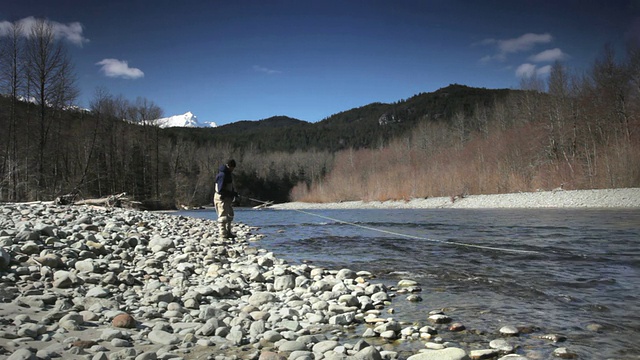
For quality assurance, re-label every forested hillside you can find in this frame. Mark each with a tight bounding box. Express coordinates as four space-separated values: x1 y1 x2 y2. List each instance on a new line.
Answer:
0 84 514 207
166 84 512 153
1 21 638 208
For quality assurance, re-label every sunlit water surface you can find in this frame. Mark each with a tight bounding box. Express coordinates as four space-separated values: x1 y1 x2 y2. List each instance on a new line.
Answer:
175 208 640 359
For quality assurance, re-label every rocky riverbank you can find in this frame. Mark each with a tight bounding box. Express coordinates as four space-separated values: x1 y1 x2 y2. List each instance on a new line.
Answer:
271 188 640 210
1 203 582 360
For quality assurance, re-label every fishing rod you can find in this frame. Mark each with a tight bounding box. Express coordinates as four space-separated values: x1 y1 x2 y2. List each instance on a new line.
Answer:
242 196 541 255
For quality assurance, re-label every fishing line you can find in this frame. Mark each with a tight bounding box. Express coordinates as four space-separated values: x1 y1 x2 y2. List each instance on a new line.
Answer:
244 196 542 255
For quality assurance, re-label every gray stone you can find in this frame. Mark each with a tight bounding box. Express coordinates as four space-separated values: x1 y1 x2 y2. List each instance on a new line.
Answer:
75 259 95 272
0 248 11 268
353 345 382 360
278 340 307 352
489 339 514 352
428 314 451 324
336 268 357 279
135 352 158 360
35 253 62 268
289 351 314 360
147 329 180 345
552 347 577 358
407 347 469 360
7 348 37 360
312 340 339 353
379 330 397 340
111 338 132 347
226 329 244 345
262 330 283 342
329 312 355 325
469 349 499 359
17 323 45 338
499 326 519 336
274 274 296 291
249 292 276 306
397 279 418 287
149 235 174 252
15 230 39 242
370 291 391 303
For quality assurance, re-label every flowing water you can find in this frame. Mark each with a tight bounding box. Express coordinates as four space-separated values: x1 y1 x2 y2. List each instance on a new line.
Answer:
176 208 640 359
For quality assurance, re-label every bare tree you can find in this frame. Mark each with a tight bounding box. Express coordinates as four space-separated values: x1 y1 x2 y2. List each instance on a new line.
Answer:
127 97 163 199
0 21 25 200
592 44 631 142
24 18 78 198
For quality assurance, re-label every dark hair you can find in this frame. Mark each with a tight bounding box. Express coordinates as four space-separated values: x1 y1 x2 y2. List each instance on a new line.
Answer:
227 159 236 167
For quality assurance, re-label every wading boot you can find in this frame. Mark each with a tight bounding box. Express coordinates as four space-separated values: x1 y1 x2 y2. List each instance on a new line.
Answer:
226 222 237 239
218 220 228 240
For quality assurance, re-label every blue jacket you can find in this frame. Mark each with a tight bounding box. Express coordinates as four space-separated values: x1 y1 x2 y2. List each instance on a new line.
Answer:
215 164 236 199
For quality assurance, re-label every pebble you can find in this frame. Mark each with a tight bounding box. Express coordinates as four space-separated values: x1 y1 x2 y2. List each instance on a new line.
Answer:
0 203 588 359
499 326 520 336
553 347 578 359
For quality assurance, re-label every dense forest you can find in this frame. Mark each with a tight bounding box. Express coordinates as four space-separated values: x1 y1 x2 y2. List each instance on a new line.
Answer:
1 19 638 208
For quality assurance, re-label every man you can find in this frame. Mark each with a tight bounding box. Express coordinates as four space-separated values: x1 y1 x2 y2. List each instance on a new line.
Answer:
214 159 238 239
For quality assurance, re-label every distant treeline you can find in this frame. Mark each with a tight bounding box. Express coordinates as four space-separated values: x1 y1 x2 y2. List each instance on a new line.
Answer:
293 45 640 202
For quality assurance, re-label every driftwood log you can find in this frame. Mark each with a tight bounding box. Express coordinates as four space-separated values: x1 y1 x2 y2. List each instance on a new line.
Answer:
53 192 142 209
253 201 273 209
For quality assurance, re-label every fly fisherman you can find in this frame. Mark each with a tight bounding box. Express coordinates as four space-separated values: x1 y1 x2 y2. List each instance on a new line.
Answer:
214 159 239 239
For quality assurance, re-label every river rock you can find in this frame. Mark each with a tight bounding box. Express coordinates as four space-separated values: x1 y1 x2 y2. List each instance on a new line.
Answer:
312 340 339 353
429 314 451 324
407 347 469 360
0 247 10 268
278 340 307 352
499 326 519 336
489 339 514 352
249 291 277 306
6 348 37 360
148 329 180 345
259 351 287 360
470 349 500 359
353 345 383 360
398 279 418 287
112 313 136 328
553 347 578 359
335 268 356 279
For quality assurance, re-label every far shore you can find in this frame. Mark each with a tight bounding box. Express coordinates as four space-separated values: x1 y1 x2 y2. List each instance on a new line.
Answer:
270 188 640 210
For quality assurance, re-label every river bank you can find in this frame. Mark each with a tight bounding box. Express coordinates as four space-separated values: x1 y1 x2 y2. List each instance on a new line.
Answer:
0 201 631 360
270 188 640 210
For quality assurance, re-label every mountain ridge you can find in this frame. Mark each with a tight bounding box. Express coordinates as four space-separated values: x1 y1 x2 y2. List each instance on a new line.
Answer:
163 84 515 152
154 111 218 128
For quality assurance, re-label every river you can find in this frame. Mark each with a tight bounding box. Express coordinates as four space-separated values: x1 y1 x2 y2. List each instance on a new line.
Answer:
175 207 640 359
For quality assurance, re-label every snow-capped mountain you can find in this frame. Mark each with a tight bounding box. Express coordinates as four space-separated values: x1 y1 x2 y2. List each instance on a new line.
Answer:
154 112 217 128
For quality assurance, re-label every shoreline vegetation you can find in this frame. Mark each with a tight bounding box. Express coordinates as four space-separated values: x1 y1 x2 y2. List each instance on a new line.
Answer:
271 188 640 210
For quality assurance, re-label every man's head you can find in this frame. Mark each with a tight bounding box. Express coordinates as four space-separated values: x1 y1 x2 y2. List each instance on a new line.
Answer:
226 159 236 171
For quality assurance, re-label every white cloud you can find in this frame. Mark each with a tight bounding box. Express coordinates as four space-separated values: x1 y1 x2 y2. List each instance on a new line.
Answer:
529 48 567 62
0 16 89 46
515 63 553 78
253 65 281 74
537 65 552 75
480 54 505 63
516 63 537 78
479 33 553 63
0 22 10 35
96 59 144 79
498 33 552 54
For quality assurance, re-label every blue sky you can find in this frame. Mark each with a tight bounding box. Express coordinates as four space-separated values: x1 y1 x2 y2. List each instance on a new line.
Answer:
2 1 639 125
